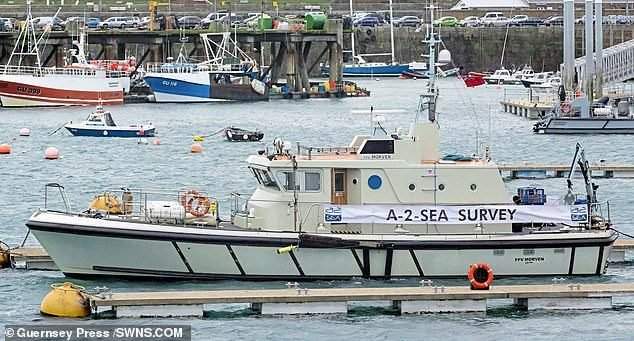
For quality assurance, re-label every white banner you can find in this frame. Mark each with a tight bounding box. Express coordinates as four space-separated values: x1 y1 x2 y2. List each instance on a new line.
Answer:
323 204 588 225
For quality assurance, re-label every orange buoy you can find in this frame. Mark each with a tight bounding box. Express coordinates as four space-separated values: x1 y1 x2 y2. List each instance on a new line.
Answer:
467 263 494 290
0 144 11 155
152 138 161 145
19 128 31 136
190 143 203 153
44 147 60 160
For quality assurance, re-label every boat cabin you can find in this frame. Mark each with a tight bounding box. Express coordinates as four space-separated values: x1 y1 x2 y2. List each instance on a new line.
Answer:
84 107 116 127
231 120 511 235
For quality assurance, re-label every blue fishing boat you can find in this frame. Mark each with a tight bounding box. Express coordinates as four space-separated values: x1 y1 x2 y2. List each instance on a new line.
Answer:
144 32 268 103
64 105 155 137
342 62 411 77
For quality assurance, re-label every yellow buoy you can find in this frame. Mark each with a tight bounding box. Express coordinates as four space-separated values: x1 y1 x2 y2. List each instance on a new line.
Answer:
40 282 90 317
89 193 123 214
193 135 205 142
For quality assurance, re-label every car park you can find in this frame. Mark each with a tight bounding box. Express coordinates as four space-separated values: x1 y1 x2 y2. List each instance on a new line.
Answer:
177 15 201 29
460 16 480 27
433 16 458 27
393 16 421 27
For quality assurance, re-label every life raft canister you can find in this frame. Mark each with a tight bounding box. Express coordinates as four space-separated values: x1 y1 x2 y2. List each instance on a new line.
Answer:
467 263 494 290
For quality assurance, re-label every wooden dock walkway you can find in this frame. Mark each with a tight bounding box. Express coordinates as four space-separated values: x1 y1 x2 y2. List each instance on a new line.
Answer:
498 163 634 179
88 283 634 317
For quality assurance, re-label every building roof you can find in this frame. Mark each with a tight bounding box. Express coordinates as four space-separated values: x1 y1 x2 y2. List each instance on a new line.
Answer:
451 0 529 9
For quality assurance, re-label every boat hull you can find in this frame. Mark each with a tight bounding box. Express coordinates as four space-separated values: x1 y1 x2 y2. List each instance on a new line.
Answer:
325 64 411 77
534 118 634 134
144 73 268 103
64 126 156 137
27 211 616 280
0 76 124 107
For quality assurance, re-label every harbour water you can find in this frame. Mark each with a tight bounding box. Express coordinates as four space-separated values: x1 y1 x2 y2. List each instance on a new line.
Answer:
2 78 634 340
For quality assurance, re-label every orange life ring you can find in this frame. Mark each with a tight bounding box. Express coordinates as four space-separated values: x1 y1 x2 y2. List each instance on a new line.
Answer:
560 101 571 114
186 195 211 217
179 189 200 207
467 263 494 290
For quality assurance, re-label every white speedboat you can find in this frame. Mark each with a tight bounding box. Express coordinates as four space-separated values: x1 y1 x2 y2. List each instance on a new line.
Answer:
531 75 561 89
522 72 554 88
26 21 616 281
512 65 535 81
64 104 155 137
483 68 521 85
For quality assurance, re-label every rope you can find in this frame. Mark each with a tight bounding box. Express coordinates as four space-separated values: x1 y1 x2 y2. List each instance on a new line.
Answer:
196 127 226 139
609 227 634 239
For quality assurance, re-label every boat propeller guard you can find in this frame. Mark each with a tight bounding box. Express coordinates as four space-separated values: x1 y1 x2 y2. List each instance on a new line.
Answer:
467 263 494 290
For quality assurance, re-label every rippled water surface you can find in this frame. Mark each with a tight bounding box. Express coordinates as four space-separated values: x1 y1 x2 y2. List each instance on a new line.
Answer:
2 79 634 340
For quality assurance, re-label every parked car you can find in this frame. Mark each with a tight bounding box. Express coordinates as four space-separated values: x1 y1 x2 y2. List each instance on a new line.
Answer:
62 16 85 29
481 12 505 26
433 16 458 27
125 16 141 28
393 15 420 27
544 16 563 26
100 17 131 29
201 12 226 28
354 16 380 27
483 16 510 27
460 16 480 27
31 16 64 31
177 15 201 29
511 15 544 26
361 12 387 25
0 18 14 31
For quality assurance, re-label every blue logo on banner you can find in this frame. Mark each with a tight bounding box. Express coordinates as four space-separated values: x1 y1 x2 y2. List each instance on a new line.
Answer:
324 206 342 222
570 205 588 222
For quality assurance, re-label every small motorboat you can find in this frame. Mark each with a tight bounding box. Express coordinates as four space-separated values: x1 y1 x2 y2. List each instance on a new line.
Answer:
64 104 155 137
399 70 428 79
225 126 264 142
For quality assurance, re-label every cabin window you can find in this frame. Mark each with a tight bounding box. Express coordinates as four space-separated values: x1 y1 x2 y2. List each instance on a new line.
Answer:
359 140 394 154
304 172 321 191
275 170 321 192
278 171 298 191
251 168 279 190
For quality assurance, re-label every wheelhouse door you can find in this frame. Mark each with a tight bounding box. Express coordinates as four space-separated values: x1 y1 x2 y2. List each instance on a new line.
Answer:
331 169 347 205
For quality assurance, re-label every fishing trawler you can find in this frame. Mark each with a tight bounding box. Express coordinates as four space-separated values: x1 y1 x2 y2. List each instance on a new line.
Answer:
0 2 129 107
143 32 268 103
26 18 616 280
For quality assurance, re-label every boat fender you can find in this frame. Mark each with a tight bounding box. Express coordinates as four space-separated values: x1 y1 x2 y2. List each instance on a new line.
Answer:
558 85 566 102
276 245 298 254
467 263 494 290
0 241 9 268
40 282 90 317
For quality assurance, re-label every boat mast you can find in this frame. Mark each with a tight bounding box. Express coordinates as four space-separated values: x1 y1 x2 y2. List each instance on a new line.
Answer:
388 0 395 65
349 0 356 61
5 0 43 73
417 1 438 123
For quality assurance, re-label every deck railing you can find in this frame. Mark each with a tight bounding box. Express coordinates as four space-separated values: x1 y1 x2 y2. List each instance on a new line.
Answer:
2 64 128 78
